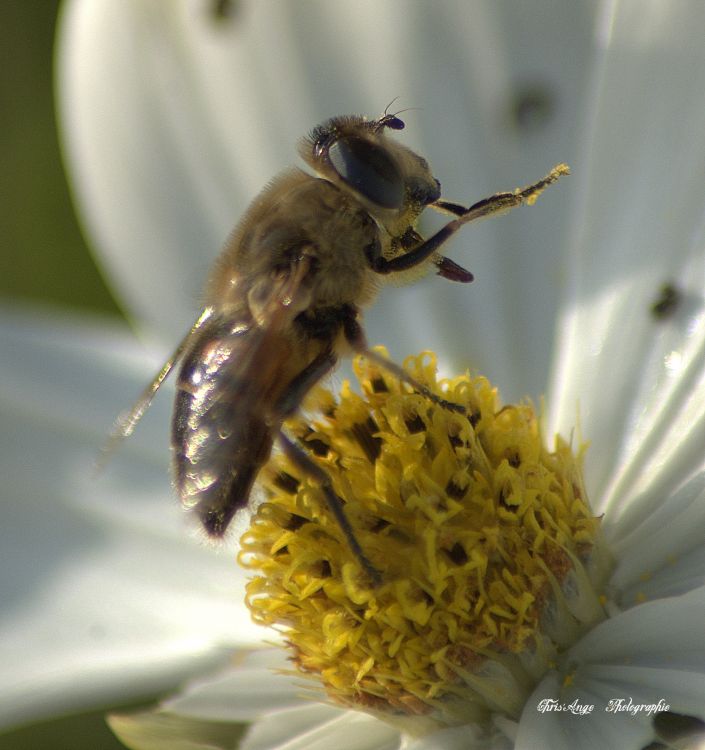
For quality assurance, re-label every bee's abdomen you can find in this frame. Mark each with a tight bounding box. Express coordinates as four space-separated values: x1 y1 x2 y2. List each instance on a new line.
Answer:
192 419 272 538
171 322 275 537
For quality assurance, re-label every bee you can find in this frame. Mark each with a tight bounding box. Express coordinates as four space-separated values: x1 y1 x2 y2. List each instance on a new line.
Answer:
111 111 568 583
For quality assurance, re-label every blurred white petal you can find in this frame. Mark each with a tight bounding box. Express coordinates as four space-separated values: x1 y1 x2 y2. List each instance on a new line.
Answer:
162 650 304 722
0 305 261 728
548 0 705 511
608 472 705 604
107 710 243 750
404 725 507 750
241 706 399 750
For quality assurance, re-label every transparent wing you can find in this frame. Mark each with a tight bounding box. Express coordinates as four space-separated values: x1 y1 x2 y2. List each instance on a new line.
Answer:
97 306 214 470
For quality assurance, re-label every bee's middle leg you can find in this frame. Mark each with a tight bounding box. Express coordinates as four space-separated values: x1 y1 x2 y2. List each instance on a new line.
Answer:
273 349 337 421
341 307 466 415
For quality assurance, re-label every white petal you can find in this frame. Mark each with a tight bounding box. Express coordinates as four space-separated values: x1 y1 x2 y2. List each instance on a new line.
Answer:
562 590 705 738
241 704 400 750
517 672 649 750
160 651 512 749
162 649 305 722
57 0 260 339
0 306 261 728
159 652 401 749
580 667 705 724
517 590 705 748
548 1 705 513
539 664 705 749
58 0 595 400
108 709 242 750
404 724 509 750
608 472 705 605
569 587 705 672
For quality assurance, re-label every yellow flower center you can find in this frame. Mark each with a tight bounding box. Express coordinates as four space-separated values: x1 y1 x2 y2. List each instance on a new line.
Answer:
239 350 611 732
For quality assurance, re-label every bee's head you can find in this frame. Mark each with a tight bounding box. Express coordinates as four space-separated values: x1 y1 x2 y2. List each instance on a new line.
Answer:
300 113 441 223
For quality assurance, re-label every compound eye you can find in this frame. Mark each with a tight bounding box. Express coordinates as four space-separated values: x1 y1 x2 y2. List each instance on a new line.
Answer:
328 136 404 209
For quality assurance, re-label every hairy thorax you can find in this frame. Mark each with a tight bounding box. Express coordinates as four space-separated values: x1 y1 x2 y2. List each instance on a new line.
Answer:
206 169 381 312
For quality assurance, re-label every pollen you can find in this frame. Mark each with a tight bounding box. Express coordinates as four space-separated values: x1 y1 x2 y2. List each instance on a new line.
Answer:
239 349 611 729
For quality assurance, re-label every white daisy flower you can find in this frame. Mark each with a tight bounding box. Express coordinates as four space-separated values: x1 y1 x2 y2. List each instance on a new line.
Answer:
30 0 705 748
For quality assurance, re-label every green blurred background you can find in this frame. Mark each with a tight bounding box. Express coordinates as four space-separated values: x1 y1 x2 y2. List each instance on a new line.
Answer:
1 0 120 317
1 2 143 748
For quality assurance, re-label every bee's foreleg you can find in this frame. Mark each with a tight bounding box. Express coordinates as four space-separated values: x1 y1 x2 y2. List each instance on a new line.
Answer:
372 164 569 275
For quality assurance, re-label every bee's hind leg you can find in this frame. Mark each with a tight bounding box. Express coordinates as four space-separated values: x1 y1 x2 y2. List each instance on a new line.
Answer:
276 430 382 587
270 347 381 586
